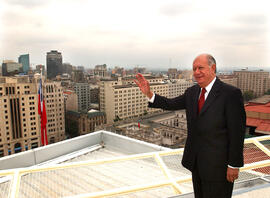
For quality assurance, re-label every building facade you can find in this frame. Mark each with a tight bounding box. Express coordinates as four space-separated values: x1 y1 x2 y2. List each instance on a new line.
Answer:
234 70 270 97
44 81 65 144
72 70 85 83
46 50 62 79
18 54 30 74
218 74 238 87
65 110 106 137
90 85 99 104
99 76 193 124
2 61 23 76
63 90 78 112
0 76 65 157
167 79 194 98
74 83 91 112
94 64 107 77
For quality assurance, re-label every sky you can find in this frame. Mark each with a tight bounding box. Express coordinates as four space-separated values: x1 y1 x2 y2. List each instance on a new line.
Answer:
0 0 269 70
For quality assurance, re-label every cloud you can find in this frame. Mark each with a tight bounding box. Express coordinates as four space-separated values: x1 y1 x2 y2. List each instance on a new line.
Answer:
3 0 50 9
232 14 268 26
159 2 193 17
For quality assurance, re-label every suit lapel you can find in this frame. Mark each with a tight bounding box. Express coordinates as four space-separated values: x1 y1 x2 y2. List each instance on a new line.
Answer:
192 85 201 118
199 78 222 116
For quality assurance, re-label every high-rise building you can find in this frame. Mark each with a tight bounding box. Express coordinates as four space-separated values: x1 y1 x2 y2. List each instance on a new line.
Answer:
18 54 30 73
63 90 78 112
2 60 23 76
234 69 270 97
46 50 62 79
62 63 73 75
72 70 85 83
45 81 65 143
99 76 193 124
0 76 65 157
73 83 91 112
94 64 107 77
90 85 99 104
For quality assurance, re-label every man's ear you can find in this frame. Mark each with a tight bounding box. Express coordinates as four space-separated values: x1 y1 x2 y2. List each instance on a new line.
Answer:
212 64 216 73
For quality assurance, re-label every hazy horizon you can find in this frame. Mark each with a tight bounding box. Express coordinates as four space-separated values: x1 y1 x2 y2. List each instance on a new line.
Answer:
1 0 269 70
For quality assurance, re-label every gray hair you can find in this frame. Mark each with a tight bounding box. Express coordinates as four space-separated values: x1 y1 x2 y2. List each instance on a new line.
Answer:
207 54 216 66
206 54 216 73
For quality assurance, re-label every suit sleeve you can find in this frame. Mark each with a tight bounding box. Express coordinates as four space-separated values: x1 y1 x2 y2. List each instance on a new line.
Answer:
148 92 186 111
225 88 246 167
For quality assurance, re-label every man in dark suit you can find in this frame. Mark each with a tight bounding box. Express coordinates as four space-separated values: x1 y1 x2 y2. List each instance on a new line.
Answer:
134 54 246 198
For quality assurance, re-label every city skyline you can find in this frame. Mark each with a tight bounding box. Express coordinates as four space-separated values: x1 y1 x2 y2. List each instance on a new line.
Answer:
0 0 269 70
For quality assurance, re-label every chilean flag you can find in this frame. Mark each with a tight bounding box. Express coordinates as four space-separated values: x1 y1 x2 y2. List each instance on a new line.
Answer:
38 78 48 146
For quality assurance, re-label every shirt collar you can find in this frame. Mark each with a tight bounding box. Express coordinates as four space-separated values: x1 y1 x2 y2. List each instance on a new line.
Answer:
203 77 216 93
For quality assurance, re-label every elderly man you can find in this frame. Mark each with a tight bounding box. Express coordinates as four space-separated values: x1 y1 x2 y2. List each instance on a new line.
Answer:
134 54 246 198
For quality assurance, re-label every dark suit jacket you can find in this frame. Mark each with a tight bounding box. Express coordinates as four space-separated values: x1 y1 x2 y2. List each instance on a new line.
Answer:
149 78 246 181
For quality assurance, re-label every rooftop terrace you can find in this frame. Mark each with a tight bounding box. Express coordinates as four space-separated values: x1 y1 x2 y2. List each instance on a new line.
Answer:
0 131 270 198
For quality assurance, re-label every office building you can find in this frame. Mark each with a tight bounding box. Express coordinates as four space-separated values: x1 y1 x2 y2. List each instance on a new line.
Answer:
2 60 22 76
74 83 91 112
63 90 78 112
90 85 99 104
18 54 30 73
168 79 194 98
0 76 65 157
234 69 270 97
72 70 85 83
94 64 107 77
99 76 193 124
46 50 62 79
62 63 73 75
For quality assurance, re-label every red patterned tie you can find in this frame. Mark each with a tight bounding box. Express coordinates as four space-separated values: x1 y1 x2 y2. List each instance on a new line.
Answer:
198 88 206 114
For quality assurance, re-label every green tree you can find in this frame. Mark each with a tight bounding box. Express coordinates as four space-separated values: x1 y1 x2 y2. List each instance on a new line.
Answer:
243 90 254 101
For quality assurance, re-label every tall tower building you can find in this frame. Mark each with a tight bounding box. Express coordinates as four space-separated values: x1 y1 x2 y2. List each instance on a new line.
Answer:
0 76 65 157
46 50 62 79
234 69 270 97
74 83 91 112
18 54 30 73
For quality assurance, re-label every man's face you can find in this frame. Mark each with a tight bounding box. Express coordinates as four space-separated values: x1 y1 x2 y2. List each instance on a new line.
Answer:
193 55 216 88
